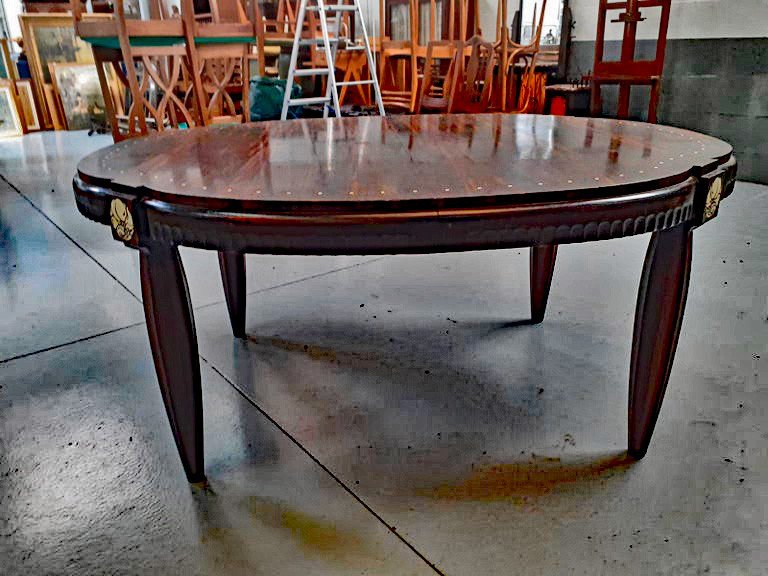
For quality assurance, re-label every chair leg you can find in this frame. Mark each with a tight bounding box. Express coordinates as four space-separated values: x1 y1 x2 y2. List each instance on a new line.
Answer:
93 48 122 142
182 15 210 127
628 224 693 458
530 244 558 324
115 14 149 135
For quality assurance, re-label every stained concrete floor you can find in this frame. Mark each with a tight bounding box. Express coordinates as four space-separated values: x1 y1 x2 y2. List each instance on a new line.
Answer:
0 131 766 576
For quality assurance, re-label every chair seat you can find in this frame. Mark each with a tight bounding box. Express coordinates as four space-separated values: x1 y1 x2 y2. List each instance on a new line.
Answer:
382 48 412 58
77 17 185 39
195 36 255 44
82 35 255 49
82 36 185 49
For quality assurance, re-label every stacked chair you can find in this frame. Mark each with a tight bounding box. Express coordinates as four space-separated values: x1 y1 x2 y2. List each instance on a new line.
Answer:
181 0 254 125
73 0 191 139
380 0 481 113
415 0 548 115
495 0 548 112
378 0 419 111
73 0 257 139
72 0 556 140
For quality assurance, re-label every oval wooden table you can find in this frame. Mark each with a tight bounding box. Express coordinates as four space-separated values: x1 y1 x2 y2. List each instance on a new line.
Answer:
73 114 737 483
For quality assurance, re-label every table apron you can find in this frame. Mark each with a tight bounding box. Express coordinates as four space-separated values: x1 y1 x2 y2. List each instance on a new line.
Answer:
141 181 699 255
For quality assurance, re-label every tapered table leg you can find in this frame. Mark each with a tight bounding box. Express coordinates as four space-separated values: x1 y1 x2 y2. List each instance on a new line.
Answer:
530 244 558 324
628 224 693 458
140 243 204 482
218 251 246 339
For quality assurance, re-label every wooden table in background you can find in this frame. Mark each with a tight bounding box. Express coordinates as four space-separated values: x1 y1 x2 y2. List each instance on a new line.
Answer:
73 114 737 482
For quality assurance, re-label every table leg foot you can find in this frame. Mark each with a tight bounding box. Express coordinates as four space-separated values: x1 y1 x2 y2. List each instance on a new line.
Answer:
530 245 558 324
218 251 247 339
140 243 205 483
628 224 692 459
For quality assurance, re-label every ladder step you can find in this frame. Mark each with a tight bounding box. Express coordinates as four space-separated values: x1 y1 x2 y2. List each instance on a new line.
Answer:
343 45 365 51
288 96 332 105
336 80 375 86
294 68 331 77
307 4 358 11
298 38 340 46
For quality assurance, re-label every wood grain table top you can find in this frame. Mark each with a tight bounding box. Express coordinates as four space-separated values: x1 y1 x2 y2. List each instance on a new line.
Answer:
77 114 733 214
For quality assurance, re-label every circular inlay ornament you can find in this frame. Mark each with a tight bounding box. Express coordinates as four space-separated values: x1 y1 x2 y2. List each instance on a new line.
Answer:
110 198 134 242
704 178 723 221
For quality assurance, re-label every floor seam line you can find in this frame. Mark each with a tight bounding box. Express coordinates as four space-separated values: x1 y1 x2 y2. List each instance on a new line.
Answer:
1 171 387 311
193 256 389 311
203 358 446 576
0 173 143 304
0 321 146 364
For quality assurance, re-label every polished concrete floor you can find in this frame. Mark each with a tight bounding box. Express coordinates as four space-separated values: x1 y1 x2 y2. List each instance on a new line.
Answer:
0 131 766 575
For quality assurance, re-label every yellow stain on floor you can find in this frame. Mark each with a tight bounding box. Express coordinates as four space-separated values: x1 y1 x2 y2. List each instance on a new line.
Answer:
248 334 382 366
420 453 633 502
248 496 368 559
268 337 340 363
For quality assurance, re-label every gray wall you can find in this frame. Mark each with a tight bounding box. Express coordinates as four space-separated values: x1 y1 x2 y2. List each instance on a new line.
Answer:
569 38 768 184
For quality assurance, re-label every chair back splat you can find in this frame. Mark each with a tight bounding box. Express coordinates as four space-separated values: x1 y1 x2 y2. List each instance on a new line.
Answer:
449 34 497 114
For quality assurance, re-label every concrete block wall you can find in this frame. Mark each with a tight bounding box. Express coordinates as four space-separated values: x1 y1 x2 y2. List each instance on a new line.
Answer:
567 0 768 184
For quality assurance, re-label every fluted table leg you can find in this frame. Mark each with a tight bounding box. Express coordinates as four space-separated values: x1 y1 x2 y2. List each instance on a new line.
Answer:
628 224 693 458
140 243 204 482
530 244 558 324
218 251 247 339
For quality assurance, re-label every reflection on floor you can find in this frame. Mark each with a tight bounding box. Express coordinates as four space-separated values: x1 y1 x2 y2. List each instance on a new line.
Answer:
0 131 766 575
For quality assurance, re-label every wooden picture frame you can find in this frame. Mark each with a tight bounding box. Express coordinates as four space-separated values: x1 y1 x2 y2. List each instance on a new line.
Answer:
47 62 66 128
0 85 23 138
50 62 106 130
0 39 28 134
0 39 12 80
43 82 65 129
16 80 41 131
19 13 95 129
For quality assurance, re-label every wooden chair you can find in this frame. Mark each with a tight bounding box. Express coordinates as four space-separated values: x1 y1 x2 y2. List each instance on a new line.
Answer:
182 0 254 125
260 0 299 35
378 0 419 111
448 34 496 113
409 0 441 110
590 0 671 123
511 2 549 115
495 0 547 112
378 0 475 113
446 0 480 42
250 0 301 76
335 50 373 106
416 40 458 113
73 0 196 139
415 0 439 59
417 0 479 45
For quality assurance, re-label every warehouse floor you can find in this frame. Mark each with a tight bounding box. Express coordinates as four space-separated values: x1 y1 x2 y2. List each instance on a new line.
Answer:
0 131 766 575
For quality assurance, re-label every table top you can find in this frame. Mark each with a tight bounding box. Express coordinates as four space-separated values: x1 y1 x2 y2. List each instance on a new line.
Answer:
77 114 733 215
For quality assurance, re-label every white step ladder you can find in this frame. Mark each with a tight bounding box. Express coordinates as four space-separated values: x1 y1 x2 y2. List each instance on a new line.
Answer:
280 0 385 120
